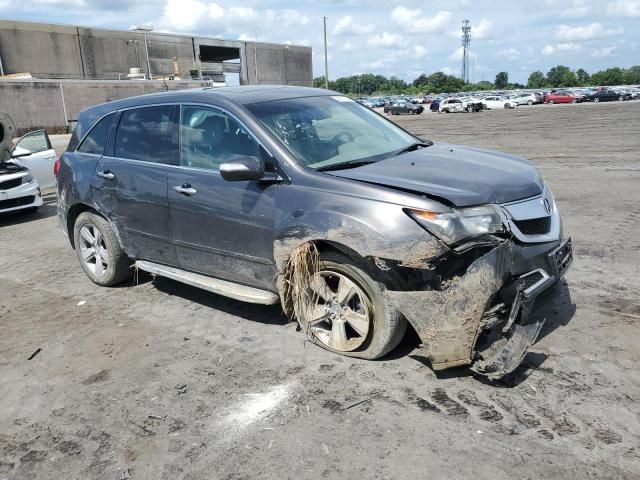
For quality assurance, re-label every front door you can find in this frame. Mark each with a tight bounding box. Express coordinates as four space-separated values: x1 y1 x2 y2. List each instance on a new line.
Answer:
12 130 56 190
91 104 179 266
168 105 278 291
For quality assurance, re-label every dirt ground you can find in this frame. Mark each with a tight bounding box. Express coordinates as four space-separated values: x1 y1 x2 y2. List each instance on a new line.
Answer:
1 102 639 480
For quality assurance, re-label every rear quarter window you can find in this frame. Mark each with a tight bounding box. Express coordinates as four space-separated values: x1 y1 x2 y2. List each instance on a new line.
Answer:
77 113 115 155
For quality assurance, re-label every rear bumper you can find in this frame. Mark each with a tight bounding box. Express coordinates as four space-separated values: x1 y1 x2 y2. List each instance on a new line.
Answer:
386 236 573 379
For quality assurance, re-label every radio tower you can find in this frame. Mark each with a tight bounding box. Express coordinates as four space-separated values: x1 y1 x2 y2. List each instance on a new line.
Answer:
461 20 471 83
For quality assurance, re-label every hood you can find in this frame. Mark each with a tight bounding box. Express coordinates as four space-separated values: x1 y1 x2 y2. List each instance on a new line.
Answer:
328 143 543 207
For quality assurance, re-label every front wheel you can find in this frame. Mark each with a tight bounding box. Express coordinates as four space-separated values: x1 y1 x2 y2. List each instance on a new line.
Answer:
73 212 132 286
594 97 600 103
527 100 533 105
295 252 406 360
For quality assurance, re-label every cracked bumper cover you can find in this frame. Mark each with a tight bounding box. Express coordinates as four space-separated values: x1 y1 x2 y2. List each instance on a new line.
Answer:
385 237 572 379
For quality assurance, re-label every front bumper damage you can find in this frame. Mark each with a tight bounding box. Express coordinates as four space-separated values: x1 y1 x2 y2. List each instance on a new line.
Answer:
385 236 572 379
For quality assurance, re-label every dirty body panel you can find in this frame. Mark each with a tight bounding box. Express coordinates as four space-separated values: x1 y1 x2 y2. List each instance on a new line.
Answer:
57 86 572 379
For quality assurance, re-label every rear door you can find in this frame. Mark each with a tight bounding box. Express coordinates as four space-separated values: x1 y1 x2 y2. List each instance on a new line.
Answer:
12 130 56 190
91 104 179 266
168 104 278 291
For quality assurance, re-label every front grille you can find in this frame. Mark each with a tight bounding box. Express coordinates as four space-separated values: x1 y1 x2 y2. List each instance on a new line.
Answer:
0 195 35 210
513 216 551 235
520 271 544 290
0 177 23 190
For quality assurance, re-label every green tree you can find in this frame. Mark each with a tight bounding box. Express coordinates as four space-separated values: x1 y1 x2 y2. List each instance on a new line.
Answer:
495 71 509 89
591 67 625 86
575 68 590 85
546 65 574 87
527 71 547 88
561 70 578 87
623 65 640 84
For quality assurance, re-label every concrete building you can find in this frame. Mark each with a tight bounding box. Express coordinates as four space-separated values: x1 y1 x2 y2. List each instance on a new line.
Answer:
0 20 313 134
0 20 312 86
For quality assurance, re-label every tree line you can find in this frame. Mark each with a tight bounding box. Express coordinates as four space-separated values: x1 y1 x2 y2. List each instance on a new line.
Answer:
314 65 640 95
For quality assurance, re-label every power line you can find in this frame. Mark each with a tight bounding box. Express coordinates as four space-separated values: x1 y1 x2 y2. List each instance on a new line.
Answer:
461 20 471 83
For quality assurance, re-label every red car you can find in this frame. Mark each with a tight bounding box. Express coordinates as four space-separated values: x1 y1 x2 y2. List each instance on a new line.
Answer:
544 91 577 104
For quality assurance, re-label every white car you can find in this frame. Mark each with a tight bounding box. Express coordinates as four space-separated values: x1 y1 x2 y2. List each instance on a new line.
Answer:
11 130 57 192
513 93 540 106
0 159 43 214
439 98 465 113
481 96 516 109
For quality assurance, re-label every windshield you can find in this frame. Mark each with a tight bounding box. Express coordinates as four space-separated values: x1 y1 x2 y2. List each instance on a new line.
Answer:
246 95 419 170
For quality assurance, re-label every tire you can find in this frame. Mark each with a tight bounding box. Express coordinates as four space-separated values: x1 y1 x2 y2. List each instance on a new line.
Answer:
73 211 132 286
618 96 623 101
548 100 554 104
527 100 533 105
571 98 577 103
504 103 510 109
296 251 407 360
594 97 600 103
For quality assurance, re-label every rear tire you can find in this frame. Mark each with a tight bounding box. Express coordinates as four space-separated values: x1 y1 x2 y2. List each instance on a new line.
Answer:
73 212 132 286
296 251 407 360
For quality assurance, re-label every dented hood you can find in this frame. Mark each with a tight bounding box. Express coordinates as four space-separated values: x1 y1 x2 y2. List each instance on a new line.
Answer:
329 143 543 207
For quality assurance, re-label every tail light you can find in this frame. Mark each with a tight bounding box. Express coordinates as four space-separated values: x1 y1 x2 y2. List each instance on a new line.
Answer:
54 156 61 177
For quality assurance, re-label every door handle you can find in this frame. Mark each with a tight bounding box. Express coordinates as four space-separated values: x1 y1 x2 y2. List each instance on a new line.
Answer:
96 170 115 180
173 184 197 196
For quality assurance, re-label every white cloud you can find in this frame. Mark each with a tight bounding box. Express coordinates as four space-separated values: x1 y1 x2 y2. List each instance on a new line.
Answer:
391 7 452 33
366 32 408 48
447 46 464 62
439 66 458 76
608 0 640 17
473 18 494 39
332 15 374 35
542 42 582 55
591 45 617 57
555 23 623 41
498 48 520 62
546 0 593 17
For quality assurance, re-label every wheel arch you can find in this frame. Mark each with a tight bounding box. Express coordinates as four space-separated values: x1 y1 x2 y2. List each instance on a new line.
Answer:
66 203 123 250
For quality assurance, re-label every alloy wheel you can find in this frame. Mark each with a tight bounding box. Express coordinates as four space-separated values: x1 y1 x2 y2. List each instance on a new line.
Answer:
79 224 109 276
305 271 371 352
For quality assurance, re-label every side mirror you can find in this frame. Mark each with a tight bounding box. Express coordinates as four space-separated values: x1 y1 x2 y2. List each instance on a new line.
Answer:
220 156 265 182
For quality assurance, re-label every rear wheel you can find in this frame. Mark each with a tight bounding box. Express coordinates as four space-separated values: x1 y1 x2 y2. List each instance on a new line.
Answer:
296 252 406 360
73 212 132 286
527 100 533 105
548 99 555 104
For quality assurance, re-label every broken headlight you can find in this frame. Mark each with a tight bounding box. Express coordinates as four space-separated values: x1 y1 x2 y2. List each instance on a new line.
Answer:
406 205 504 245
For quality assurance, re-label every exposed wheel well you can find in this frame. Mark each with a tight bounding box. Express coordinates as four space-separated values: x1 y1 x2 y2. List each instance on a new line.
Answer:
66 204 103 249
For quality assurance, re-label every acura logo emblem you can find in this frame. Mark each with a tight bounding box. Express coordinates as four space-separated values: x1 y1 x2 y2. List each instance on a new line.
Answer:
543 198 552 215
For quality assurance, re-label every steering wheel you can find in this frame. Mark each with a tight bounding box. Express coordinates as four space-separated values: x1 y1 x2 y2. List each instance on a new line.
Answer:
329 131 355 149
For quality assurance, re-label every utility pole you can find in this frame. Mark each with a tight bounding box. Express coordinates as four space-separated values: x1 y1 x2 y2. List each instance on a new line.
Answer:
461 20 471 83
323 16 329 89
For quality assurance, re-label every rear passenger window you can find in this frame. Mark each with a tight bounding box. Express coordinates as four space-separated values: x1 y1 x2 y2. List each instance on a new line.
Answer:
114 106 177 164
180 106 260 171
77 113 114 155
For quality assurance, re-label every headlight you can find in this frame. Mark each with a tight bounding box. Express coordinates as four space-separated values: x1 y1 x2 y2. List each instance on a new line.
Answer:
23 174 34 184
406 204 504 245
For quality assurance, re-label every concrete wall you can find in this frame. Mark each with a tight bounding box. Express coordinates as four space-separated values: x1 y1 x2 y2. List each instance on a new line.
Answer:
0 20 312 86
0 79 205 135
244 43 313 86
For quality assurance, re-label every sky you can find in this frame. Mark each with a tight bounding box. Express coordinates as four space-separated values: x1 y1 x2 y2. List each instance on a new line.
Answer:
1 0 639 84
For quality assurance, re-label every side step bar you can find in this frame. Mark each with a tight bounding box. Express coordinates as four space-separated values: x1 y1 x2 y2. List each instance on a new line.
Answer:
136 260 280 305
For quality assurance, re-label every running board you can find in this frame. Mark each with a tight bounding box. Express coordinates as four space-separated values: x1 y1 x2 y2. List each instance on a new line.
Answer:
135 260 280 305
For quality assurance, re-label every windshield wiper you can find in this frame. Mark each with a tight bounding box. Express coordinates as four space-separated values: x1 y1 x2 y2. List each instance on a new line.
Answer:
393 141 432 156
316 160 378 172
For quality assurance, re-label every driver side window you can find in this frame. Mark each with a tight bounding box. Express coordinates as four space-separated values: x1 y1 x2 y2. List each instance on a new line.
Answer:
14 131 50 154
180 106 260 171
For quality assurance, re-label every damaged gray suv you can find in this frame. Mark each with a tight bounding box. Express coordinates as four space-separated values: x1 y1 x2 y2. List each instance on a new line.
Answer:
57 86 572 379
